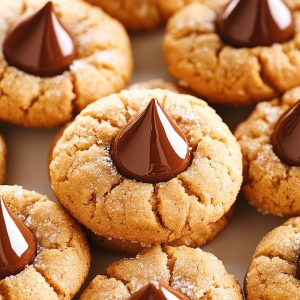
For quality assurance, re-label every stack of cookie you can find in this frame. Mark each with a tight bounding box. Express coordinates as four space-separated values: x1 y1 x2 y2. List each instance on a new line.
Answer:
0 0 300 299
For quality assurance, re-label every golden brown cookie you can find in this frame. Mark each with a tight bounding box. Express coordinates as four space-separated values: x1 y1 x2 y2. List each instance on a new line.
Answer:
128 79 187 94
235 87 300 216
80 245 243 299
0 0 132 128
84 0 228 31
163 0 300 105
0 185 91 299
0 135 7 184
49 89 242 245
245 217 300 300
88 206 234 256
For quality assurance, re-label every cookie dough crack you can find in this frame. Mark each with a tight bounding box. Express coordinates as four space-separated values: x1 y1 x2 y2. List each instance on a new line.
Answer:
150 186 169 231
33 265 64 298
256 54 280 95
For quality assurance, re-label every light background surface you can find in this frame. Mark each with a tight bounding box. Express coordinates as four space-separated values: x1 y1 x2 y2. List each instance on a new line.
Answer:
0 29 285 297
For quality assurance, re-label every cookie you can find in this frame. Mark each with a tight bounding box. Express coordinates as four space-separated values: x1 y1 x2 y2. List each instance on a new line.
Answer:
128 79 187 94
0 135 7 184
84 0 228 31
245 217 300 299
49 88 242 245
80 245 243 299
0 0 132 127
164 0 300 105
235 87 300 216
0 185 91 299
88 206 234 255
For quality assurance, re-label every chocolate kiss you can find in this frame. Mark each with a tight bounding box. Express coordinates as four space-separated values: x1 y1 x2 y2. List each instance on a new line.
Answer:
0 196 36 279
217 0 294 47
271 101 300 166
128 281 188 300
3 1 76 77
111 98 191 183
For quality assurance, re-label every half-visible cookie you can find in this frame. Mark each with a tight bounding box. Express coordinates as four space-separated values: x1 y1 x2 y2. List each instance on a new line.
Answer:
49 89 242 245
164 0 300 105
0 185 90 299
235 87 300 216
0 0 132 127
84 0 228 31
245 217 300 299
80 245 243 299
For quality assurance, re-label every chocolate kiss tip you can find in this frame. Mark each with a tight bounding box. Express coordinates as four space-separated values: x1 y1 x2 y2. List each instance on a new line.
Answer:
111 98 191 183
217 0 294 48
3 0 76 77
0 196 36 280
128 281 188 300
271 100 300 166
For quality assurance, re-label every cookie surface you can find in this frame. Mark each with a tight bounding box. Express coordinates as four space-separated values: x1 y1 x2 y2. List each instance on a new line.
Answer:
235 87 300 216
164 0 300 105
49 89 242 244
0 0 132 127
0 185 90 299
0 135 6 184
80 245 243 299
245 217 300 299
128 79 187 94
89 206 234 256
84 0 228 31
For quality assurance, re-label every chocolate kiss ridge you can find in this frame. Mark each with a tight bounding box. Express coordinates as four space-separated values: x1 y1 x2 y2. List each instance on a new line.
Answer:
271 101 300 166
217 0 294 48
128 281 188 300
0 196 36 279
3 1 76 77
111 98 191 183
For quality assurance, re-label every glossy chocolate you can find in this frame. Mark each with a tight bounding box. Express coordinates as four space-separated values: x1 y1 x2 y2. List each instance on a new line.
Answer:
271 101 300 166
3 1 76 77
111 98 191 183
128 281 188 300
296 250 300 280
217 0 294 47
0 196 36 279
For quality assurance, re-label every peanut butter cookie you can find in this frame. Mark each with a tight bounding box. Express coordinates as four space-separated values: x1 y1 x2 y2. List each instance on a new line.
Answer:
128 79 187 94
0 0 132 127
49 89 242 245
81 245 243 299
84 0 228 31
0 185 90 299
164 0 300 105
245 217 300 300
235 87 300 216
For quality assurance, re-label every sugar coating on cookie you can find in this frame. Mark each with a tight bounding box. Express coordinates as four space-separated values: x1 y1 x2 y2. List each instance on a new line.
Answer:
80 245 243 299
84 0 228 31
245 217 300 299
0 0 132 127
0 185 90 299
235 87 300 216
0 135 6 185
164 0 300 105
49 89 242 244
